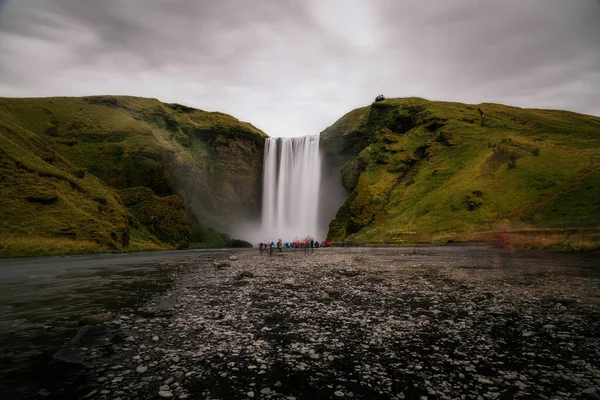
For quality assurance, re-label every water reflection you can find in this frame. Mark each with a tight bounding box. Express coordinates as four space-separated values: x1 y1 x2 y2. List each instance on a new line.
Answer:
0 249 228 375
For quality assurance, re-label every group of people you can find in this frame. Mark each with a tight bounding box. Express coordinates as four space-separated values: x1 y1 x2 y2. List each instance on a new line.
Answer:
258 237 328 254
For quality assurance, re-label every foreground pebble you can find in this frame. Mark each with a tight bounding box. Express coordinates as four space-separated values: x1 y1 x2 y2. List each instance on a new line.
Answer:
49 248 600 399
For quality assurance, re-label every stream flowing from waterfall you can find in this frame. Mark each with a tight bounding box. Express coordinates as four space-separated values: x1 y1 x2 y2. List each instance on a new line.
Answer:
261 136 322 240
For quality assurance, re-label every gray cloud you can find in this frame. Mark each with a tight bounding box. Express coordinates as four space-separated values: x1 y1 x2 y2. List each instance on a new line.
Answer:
0 0 598 136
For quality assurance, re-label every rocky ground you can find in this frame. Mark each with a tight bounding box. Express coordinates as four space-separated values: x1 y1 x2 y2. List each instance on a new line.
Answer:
38 248 600 399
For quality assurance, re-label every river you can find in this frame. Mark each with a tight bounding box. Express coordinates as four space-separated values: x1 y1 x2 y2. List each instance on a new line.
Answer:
0 249 232 398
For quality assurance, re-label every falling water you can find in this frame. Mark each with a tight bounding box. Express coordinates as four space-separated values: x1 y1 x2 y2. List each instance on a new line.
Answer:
261 135 322 240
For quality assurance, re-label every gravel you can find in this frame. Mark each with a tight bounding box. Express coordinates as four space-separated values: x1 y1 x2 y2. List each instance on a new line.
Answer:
40 248 600 399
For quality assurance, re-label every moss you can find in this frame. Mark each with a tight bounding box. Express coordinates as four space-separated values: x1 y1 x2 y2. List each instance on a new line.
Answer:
340 160 361 193
119 187 155 206
0 95 267 257
322 97 600 249
125 191 190 249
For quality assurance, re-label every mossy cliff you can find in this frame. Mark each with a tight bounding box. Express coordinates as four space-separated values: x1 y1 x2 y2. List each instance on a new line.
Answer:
0 96 266 257
321 98 600 250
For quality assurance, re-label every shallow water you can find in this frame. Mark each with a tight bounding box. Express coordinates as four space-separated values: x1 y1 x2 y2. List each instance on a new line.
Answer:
0 249 231 381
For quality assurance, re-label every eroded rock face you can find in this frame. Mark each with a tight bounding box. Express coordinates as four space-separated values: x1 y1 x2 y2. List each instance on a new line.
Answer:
38 248 600 399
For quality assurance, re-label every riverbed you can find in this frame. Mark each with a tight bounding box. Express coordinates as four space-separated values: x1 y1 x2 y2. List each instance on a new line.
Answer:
1 246 599 399
0 249 231 398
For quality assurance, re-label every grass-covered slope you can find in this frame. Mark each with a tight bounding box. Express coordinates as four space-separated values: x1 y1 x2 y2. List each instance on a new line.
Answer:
0 96 266 257
321 98 600 250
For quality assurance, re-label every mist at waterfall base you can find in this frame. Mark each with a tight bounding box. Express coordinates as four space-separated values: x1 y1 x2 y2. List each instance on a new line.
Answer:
232 135 346 244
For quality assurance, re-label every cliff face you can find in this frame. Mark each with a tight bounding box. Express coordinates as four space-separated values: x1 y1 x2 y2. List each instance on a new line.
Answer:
0 96 266 257
321 97 600 250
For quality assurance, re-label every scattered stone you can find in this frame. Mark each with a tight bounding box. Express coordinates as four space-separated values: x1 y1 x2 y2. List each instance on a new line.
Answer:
478 377 494 385
136 365 148 374
283 278 297 287
583 388 600 400
236 271 255 280
213 261 231 269
32 249 600 400
82 389 98 398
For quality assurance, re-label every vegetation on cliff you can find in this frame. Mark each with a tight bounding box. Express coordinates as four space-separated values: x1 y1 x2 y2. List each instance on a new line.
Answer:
0 96 266 257
321 97 600 250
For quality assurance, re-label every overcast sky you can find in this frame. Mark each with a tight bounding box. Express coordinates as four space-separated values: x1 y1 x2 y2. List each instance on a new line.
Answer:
0 0 599 137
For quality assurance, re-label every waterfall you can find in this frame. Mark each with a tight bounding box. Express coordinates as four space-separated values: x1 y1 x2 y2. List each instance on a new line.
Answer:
261 135 322 240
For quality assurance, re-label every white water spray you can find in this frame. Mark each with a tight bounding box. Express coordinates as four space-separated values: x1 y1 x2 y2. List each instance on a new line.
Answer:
261 136 322 240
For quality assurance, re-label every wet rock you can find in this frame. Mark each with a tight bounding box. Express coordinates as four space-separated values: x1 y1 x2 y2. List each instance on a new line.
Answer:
154 299 176 311
213 260 231 269
583 388 600 400
53 325 112 364
52 347 84 364
158 390 174 398
283 278 297 287
136 365 148 374
79 312 113 326
478 378 494 385
236 271 255 280
82 389 98 398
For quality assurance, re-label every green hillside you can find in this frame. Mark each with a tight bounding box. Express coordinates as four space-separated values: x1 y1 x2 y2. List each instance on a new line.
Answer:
321 97 600 251
0 96 266 257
